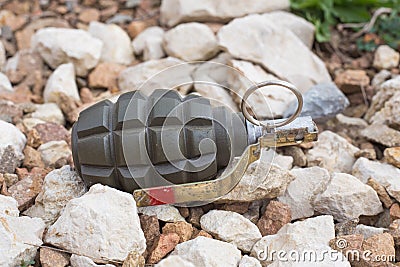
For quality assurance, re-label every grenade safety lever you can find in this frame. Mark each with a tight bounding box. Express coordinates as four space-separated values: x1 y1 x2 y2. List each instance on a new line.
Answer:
71 80 318 207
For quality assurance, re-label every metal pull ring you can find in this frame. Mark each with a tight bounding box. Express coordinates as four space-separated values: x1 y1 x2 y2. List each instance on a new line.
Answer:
240 80 303 129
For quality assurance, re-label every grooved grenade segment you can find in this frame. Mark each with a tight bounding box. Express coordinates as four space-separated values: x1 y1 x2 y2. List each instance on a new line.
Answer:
71 89 249 193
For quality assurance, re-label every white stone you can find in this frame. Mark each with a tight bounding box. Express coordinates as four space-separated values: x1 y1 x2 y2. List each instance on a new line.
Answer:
219 148 295 203
269 151 293 170
251 215 350 266
37 140 72 167
0 195 19 217
0 72 13 93
314 173 383 222
0 215 45 267
278 167 331 220
0 120 26 160
70 255 115 267
192 53 238 111
227 59 296 118
24 166 86 225
138 204 185 222
306 131 359 173
0 40 5 70
118 57 194 94
155 255 196 267
365 76 400 122
160 0 290 27
172 236 242 267
373 45 400 69
88 22 134 65
239 256 262 267
44 63 80 104
31 103 65 125
200 210 262 252
352 157 400 202
262 11 315 49
355 224 386 239
31 27 103 76
163 23 219 61
369 90 400 129
132 26 165 61
45 184 146 261
218 14 331 93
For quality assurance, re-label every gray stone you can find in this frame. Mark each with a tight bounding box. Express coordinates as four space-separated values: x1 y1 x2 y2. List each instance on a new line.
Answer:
200 210 262 252
88 22 134 65
284 82 349 120
163 23 219 61
218 14 331 93
45 184 146 261
278 167 331 220
355 224 386 239
352 157 400 202
360 124 400 147
160 0 290 27
171 236 242 267
314 173 383 222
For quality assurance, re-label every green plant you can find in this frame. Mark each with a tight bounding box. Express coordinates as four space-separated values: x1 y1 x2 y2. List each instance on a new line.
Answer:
20 260 35 267
290 0 400 42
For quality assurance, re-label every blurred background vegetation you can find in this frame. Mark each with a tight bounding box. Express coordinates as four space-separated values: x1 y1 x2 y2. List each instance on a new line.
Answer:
290 0 400 51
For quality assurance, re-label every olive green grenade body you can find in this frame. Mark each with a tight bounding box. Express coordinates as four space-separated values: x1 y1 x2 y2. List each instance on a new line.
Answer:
71 89 257 193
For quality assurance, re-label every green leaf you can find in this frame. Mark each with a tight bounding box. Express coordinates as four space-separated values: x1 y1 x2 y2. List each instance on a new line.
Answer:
332 6 371 22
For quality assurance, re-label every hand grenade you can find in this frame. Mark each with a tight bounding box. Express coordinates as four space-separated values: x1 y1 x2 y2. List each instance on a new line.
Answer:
71 81 318 206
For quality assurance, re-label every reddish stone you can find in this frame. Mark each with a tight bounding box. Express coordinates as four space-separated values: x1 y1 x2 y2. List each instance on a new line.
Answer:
40 247 70 267
8 167 49 211
390 203 400 221
192 229 213 239
162 221 193 243
257 201 292 236
88 62 126 91
147 233 180 264
334 69 370 94
78 8 100 23
80 88 94 104
139 214 160 249
23 145 44 169
27 123 70 148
